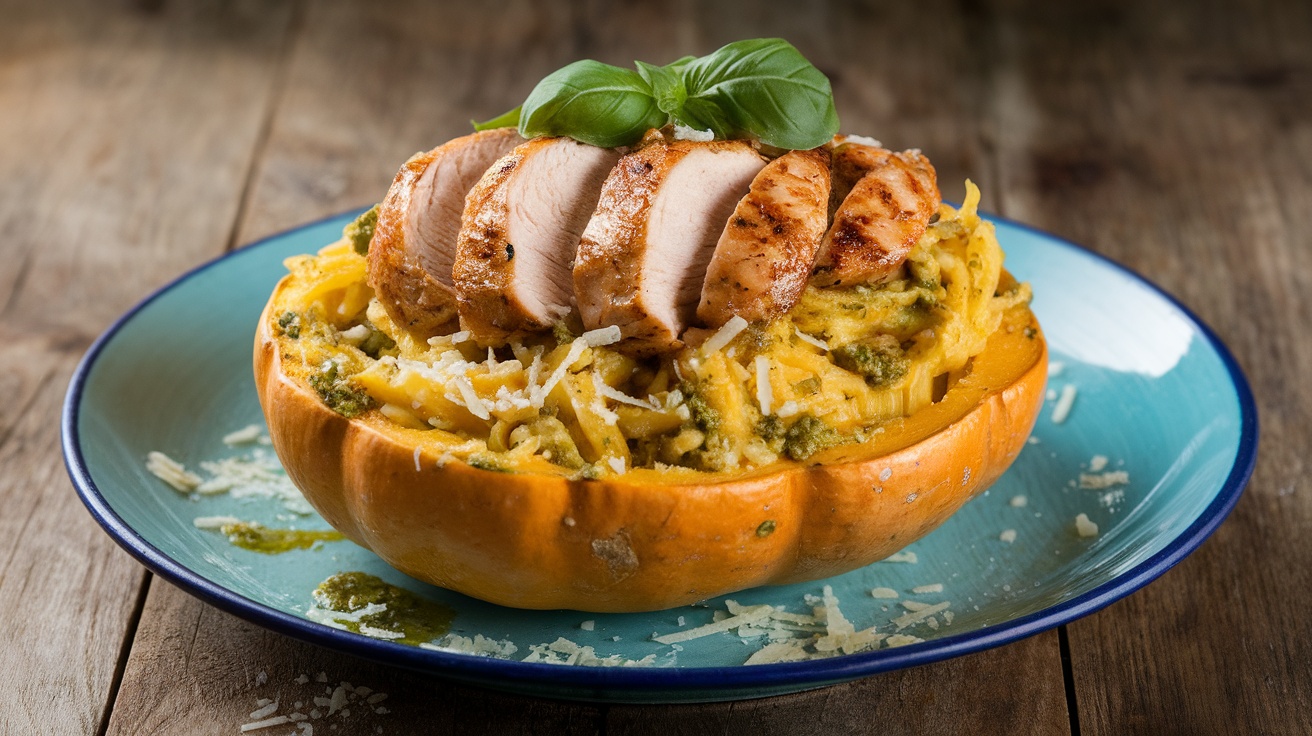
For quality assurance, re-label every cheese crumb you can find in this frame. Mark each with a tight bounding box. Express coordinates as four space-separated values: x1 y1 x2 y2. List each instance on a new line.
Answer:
223 424 264 446
1000 529 1018 544
701 315 749 355
871 587 899 599
883 550 918 564
754 355 773 416
1080 470 1130 489
1088 454 1109 472
1009 495 1028 508
1074 513 1099 538
580 620 595 631
145 451 202 492
673 124 715 142
1051 384 1077 424
581 325 622 347
793 328 830 351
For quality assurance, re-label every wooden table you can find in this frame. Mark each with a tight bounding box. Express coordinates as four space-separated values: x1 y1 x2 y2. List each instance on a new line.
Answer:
4 0 1307 732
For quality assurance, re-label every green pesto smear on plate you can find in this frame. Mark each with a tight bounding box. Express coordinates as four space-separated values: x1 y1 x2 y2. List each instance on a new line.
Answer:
220 522 346 554
313 572 456 645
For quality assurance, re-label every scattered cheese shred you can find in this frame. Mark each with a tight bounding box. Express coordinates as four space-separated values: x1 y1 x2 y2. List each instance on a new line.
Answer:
883 550 918 564
755 355 773 416
145 451 202 492
223 424 264 446
1052 384 1077 424
701 315 749 355
240 715 291 732
1079 471 1130 489
1075 513 1100 538
911 583 944 594
871 587 899 599
891 601 951 631
653 603 774 644
793 328 830 351
582 325 622 347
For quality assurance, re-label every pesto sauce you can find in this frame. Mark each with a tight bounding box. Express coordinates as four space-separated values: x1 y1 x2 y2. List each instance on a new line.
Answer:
313 572 455 645
344 205 379 255
220 522 345 554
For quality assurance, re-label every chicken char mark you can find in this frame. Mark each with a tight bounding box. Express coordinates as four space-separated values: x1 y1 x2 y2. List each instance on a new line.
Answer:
811 143 941 288
453 137 622 344
574 139 767 356
696 147 832 328
366 128 523 339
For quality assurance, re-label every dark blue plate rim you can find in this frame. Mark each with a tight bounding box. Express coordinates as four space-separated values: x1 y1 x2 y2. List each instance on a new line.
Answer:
62 210 1258 699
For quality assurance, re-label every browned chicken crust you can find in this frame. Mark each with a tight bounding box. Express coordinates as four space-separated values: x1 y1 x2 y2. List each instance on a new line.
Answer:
811 143 940 288
697 148 832 327
574 139 766 355
367 129 522 338
453 137 620 343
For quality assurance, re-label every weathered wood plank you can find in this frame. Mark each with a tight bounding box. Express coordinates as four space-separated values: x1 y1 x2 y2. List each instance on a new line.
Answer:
980 0 1312 732
606 633 1066 735
231 0 584 245
108 581 606 735
0 1 295 733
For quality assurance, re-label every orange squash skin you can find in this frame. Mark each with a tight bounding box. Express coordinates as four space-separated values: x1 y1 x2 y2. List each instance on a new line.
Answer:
255 293 1047 613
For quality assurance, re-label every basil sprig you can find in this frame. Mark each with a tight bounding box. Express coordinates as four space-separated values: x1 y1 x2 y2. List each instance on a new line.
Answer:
472 39 838 150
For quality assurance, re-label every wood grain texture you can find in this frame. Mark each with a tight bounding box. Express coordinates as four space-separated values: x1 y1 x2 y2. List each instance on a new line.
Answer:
977 0 1312 733
0 1 294 733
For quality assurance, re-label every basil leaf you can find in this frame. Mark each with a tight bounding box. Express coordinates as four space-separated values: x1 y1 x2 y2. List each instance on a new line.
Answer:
519 60 665 148
471 106 522 131
634 60 686 115
679 38 838 149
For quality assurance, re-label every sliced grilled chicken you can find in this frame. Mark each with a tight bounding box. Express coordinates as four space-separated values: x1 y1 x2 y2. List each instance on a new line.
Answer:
366 128 523 338
811 144 940 288
696 148 831 327
574 140 767 355
453 137 622 343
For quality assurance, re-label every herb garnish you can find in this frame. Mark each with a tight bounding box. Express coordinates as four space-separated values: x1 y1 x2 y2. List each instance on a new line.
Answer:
474 38 838 150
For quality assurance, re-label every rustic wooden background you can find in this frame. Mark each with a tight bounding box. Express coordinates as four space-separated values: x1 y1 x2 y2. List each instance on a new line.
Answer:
2 0 1307 733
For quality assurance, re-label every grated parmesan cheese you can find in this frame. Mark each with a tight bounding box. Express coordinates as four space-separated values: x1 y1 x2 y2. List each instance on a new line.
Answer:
871 587 899 599
793 328 830 351
192 515 241 530
891 601 950 631
701 315 749 355
582 325 622 347
883 550 918 564
754 355 773 416
223 424 264 446
1000 529 1018 544
1080 470 1130 489
146 451 202 492
1074 513 1099 538
1051 384 1077 424
1010 495 1028 508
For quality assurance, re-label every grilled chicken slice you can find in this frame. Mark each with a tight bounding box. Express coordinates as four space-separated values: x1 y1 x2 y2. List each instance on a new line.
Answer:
453 137 621 343
366 128 523 339
696 148 831 327
811 143 940 288
574 139 767 355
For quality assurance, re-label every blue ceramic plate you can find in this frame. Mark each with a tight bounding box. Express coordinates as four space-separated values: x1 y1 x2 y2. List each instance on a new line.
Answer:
64 211 1256 703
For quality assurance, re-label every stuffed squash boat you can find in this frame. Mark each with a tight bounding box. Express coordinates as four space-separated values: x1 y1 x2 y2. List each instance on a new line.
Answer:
254 40 1046 613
